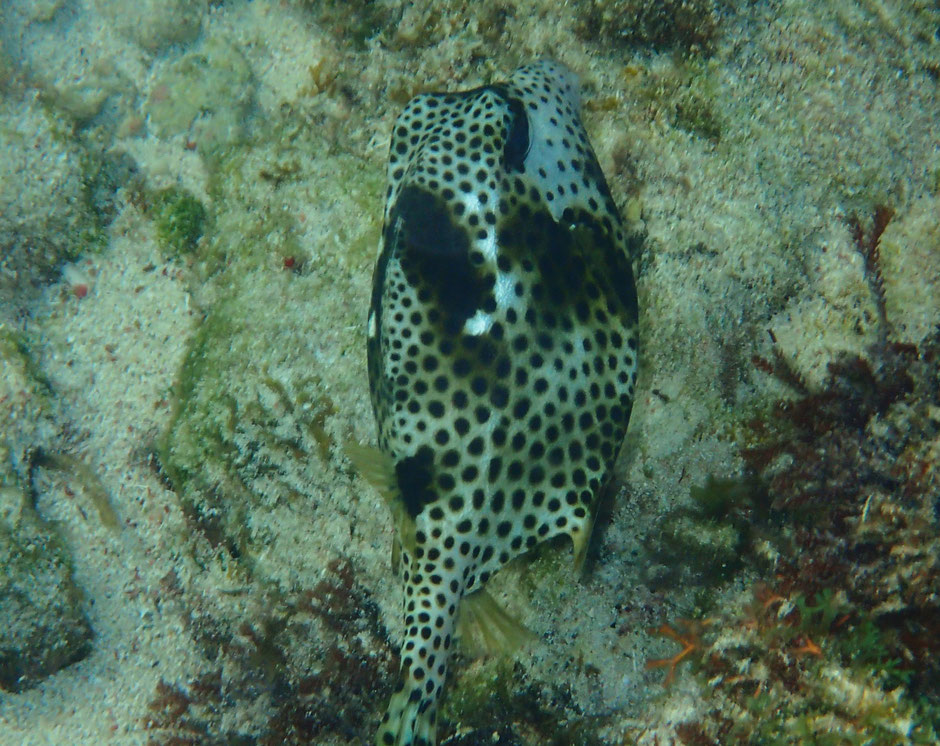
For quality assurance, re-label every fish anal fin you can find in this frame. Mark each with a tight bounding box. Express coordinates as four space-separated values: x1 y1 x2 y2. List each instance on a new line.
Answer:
456 589 536 658
570 508 598 573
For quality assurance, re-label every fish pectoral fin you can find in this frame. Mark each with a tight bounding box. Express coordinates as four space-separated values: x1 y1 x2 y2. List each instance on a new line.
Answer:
344 440 417 563
456 589 536 658
344 440 398 499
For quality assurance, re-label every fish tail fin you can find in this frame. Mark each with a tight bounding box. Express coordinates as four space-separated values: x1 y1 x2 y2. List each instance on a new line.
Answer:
376 684 438 746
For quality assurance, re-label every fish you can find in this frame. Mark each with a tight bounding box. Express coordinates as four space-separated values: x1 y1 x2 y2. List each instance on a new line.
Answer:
352 59 639 746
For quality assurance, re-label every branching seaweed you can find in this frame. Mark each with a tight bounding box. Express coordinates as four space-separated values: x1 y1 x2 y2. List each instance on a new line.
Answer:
144 557 397 745
634 205 940 743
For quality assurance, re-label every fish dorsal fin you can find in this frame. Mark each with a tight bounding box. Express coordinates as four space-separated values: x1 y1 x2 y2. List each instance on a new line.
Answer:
344 440 417 566
456 589 536 658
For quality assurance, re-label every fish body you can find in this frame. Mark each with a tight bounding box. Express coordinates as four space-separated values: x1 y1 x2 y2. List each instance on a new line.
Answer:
364 60 638 746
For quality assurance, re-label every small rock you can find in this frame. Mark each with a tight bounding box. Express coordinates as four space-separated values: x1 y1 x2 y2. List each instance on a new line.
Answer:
144 37 254 151
0 95 101 306
0 486 93 693
95 0 204 53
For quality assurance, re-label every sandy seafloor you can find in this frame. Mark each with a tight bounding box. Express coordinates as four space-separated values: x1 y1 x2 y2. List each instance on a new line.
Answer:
0 1 938 744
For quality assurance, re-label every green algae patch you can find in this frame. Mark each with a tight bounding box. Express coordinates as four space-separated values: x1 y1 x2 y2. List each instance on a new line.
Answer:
159 275 356 581
643 475 759 587
311 0 397 51
673 87 723 142
193 112 384 280
632 58 724 143
0 325 58 492
577 0 726 54
158 112 383 590
440 656 516 730
442 653 604 744
0 326 53 399
153 186 207 258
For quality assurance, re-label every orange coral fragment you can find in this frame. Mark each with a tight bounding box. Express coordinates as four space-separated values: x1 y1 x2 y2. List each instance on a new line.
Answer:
792 635 823 657
645 619 712 685
753 582 785 611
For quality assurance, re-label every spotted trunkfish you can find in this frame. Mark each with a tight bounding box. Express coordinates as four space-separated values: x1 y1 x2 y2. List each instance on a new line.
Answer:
349 59 639 746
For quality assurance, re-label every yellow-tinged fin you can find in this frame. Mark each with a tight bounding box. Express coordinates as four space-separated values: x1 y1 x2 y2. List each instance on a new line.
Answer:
344 440 398 497
570 507 598 573
344 440 416 565
456 589 536 658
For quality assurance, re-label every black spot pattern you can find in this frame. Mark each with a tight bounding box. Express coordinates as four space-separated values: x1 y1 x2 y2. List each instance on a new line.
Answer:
369 60 639 746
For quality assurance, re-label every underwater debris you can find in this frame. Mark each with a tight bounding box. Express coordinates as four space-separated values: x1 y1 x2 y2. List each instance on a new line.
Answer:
30 449 119 530
847 204 894 341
